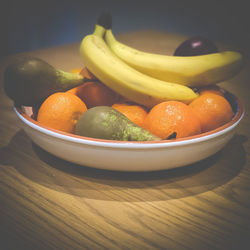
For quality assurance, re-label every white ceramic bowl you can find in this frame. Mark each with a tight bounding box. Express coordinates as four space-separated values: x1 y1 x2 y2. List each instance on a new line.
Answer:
14 91 244 172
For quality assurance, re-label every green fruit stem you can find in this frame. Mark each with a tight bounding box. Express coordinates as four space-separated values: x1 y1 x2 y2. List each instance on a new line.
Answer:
56 70 85 89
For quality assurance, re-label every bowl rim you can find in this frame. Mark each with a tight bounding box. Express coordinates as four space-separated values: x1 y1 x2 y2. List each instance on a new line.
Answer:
14 91 245 149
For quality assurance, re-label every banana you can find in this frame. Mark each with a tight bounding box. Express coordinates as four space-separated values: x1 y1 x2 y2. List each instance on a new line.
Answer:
105 29 244 87
79 25 198 108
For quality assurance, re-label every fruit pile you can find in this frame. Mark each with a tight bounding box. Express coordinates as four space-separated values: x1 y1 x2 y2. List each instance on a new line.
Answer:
3 13 244 142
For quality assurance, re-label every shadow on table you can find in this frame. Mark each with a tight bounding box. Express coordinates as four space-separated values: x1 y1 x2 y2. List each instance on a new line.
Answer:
0 129 247 201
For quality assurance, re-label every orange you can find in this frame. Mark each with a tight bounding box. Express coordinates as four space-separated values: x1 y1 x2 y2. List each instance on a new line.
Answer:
70 67 96 79
37 92 87 133
76 81 119 108
143 101 201 139
79 67 97 80
189 92 233 133
112 103 148 127
66 86 78 95
67 67 96 95
67 67 118 108
198 85 224 96
70 68 83 74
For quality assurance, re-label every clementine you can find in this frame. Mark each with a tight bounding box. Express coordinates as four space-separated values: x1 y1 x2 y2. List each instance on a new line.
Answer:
37 92 87 133
189 92 233 132
67 68 118 108
79 67 97 80
76 81 119 108
66 87 78 95
143 101 201 139
198 85 224 96
112 103 148 127
67 67 96 95
70 68 82 74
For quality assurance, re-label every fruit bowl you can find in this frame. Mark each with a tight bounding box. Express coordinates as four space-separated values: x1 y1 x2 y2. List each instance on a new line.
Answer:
14 91 244 172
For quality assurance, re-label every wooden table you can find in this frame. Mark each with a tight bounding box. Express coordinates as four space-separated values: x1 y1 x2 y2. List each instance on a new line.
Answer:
1 31 250 250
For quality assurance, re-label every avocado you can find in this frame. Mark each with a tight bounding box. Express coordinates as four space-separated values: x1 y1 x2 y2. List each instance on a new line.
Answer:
75 106 161 141
3 56 86 106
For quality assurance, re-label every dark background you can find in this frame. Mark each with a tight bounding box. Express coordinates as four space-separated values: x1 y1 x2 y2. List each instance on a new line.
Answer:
1 0 249 57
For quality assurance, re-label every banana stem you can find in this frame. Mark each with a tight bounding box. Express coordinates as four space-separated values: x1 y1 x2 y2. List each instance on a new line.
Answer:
93 24 106 37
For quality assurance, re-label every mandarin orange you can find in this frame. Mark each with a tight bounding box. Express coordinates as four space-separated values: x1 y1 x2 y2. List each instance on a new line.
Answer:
37 92 87 133
76 81 119 108
67 67 96 95
80 67 97 80
112 103 148 127
198 85 224 96
66 86 78 95
189 92 233 132
67 68 118 108
143 101 201 139
70 68 82 74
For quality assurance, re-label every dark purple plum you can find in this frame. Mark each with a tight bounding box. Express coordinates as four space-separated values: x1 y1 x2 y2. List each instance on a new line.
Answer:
174 36 218 56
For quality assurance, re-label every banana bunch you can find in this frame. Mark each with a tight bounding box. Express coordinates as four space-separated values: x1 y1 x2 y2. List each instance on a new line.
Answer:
80 25 198 108
79 17 243 108
105 30 244 87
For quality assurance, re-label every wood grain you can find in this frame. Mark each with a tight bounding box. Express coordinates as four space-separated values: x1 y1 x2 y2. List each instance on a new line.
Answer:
1 31 250 250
